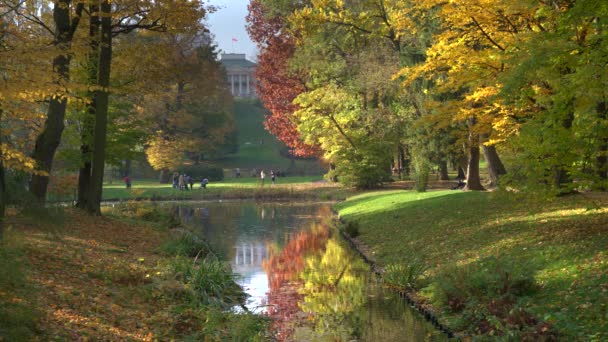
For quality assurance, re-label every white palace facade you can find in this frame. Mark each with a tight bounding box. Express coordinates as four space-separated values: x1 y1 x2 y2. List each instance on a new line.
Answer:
220 53 257 99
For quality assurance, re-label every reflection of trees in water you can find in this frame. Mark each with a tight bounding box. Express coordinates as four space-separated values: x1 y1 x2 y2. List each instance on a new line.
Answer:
296 239 443 341
262 223 331 341
266 223 441 342
264 223 330 291
294 238 368 341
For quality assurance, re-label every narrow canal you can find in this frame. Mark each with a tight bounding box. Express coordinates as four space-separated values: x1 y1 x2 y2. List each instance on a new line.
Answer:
174 201 444 341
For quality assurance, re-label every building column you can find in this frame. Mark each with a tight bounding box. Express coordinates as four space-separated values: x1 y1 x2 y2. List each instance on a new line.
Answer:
239 74 243 96
246 74 250 97
230 75 235 95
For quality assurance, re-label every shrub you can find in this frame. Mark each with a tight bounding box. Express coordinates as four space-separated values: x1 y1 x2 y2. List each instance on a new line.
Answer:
179 165 224 182
384 260 428 290
411 150 430 193
342 221 360 238
112 202 179 227
165 256 243 308
429 257 539 335
161 232 210 258
331 143 393 189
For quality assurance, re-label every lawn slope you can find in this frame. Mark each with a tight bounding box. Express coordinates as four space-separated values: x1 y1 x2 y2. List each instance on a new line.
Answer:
335 190 608 339
213 100 323 175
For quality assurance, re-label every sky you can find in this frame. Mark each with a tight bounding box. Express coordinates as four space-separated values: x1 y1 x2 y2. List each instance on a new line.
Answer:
207 0 258 61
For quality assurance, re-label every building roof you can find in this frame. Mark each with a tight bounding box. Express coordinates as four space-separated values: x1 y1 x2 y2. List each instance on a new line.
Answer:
220 53 256 69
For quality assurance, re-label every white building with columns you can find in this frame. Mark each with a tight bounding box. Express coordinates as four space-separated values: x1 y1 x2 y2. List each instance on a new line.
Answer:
220 53 257 98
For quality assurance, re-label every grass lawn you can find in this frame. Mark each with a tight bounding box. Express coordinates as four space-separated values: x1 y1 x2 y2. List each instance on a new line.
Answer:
335 190 608 339
101 176 353 201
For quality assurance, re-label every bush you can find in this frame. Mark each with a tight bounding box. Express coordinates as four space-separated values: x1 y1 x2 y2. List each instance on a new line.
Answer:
165 256 243 308
179 165 224 182
331 142 393 189
411 149 430 193
384 260 428 289
111 202 179 227
161 231 211 258
342 221 360 238
428 257 539 335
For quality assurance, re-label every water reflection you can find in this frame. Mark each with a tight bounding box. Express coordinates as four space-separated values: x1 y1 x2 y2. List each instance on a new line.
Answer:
174 201 443 341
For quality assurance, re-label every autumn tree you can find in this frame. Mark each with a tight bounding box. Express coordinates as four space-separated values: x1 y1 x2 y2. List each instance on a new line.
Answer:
246 0 318 157
17 0 86 202
71 0 208 214
142 32 235 182
280 0 440 188
0 1 57 232
498 0 608 192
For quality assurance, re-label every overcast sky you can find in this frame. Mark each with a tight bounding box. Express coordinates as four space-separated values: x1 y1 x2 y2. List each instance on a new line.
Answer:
207 0 258 61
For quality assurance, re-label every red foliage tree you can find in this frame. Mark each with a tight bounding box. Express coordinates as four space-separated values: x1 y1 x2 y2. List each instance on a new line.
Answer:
246 0 319 157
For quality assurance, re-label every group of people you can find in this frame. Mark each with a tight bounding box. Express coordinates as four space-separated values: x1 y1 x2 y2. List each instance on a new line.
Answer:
259 169 277 185
172 172 194 190
172 172 209 190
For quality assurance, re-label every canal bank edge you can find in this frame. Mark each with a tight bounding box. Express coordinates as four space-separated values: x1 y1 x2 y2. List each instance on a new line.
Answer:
332 210 456 339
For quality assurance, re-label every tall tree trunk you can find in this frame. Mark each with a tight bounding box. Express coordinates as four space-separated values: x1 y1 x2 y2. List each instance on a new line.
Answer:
438 160 449 180
77 2 100 210
29 0 83 203
121 159 131 177
596 101 607 189
457 166 466 180
464 130 485 191
401 145 410 177
29 57 69 202
457 155 467 180
482 140 507 188
554 111 575 190
86 0 111 215
159 169 170 183
0 109 5 241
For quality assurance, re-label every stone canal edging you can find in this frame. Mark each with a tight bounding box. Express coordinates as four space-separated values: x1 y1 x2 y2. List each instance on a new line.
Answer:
333 213 456 339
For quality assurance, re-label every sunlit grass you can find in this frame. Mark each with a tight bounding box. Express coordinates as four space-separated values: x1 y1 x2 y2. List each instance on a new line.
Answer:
335 190 608 339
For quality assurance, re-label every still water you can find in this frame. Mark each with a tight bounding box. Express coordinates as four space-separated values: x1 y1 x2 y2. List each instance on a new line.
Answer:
174 201 444 341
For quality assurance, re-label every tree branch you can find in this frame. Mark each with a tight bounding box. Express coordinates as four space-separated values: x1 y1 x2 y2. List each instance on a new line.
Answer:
470 16 505 51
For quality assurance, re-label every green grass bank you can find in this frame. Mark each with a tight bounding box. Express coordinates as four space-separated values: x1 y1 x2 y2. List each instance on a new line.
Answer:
101 176 353 202
335 190 608 340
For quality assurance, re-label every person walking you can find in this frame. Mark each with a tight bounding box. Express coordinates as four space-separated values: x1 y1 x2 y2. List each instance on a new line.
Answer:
260 170 266 186
183 174 191 191
172 172 179 189
188 175 194 190
271 170 276 185
123 176 131 189
178 174 185 190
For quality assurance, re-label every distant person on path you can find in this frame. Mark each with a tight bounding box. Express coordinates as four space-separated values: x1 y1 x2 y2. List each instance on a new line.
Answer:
452 177 466 190
188 175 194 190
123 176 131 189
200 178 209 189
172 172 179 189
235 167 241 178
271 170 276 185
183 174 191 191
260 170 266 186
178 174 185 190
